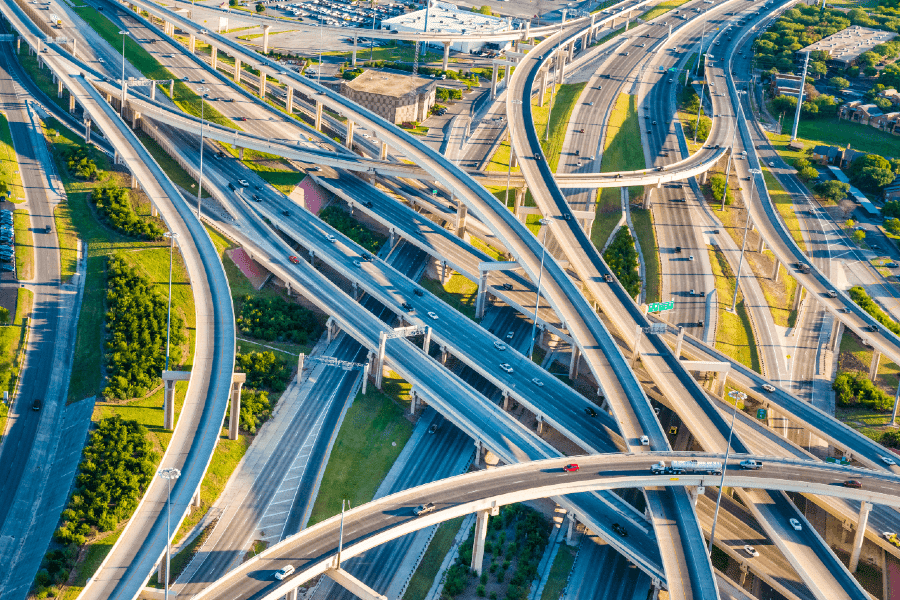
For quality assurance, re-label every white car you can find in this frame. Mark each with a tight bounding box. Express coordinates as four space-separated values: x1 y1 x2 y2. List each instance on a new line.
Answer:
762 384 776 392
238 179 249 187
499 363 513 374
532 378 544 387
640 435 650 446
789 518 802 531
324 233 336 243
427 311 439 320
744 545 759 557
882 455 897 466
493 341 507 351
274 565 295 580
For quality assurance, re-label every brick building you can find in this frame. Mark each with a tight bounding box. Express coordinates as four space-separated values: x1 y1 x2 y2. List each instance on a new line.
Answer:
340 70 436 125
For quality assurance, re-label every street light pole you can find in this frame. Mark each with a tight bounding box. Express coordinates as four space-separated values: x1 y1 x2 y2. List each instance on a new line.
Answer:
163 232 178 371
730 168 760 312
721 92 745 211
118 30 130 115
708 391 743 556
693 55 709 144
528 219 551 360
158 468 181 600
195 87 208 219
505 130 514 210
544 10 566 143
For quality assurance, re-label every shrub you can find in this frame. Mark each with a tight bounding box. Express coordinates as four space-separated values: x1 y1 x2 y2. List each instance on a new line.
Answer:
63 146 98 180
102 256 185 400
833 371 894 410
709 173 732 205
236 351 292 391
603 228 641 298
793 157 811 170
853 229 866 244
797 166 819 182
849 285 900 336
92 184 165 240
236 388 271 434
814 180 849 203
477 585 486 597
319 205 386 253
236 296 320 345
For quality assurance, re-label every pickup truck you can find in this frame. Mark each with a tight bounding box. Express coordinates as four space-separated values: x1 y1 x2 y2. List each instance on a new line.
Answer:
413 502 435 516
739 460 763 470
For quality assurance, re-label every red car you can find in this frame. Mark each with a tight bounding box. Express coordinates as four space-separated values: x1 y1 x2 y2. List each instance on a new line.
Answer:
563 464 579 472
842 480 862 489
288 255 299 264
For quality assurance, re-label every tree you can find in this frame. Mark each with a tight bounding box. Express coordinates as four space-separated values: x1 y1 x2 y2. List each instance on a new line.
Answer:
875 97 894 111
255 2 265 12
772 94 797 113
853 228 867 244
859 51 881 68
229 0 237 5
849 154 895 192
809 61 828 78
884 200 900 218
798 166 819 181
794 157 811 170
829 76 850 90
815 180 850 202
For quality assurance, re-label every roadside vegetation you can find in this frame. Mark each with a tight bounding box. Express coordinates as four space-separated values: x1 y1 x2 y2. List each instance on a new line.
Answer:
0 289 33 428
14 209 34 281
237 295 321 345
319 205 386 253
708 246 760 372
0 112 25 202
532 82 587 172
403 517 465 600
640 0 692 21
604 228 641 298
632 209 660 304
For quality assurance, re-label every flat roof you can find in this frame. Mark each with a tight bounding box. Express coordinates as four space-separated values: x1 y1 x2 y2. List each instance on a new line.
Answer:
802 25 897 64
343 69 433 97
381 1 509 34
828 166 880 215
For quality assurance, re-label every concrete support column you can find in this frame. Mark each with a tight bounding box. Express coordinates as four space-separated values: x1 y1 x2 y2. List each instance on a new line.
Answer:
850 501 872 572
163 378 176 430
229 373 246 440
471 509 491 574
409 388 419 415
131 111 141 130
455 203 467 238
569 344 580 380
262 25 271 54
771 258 780 282
566 513 576 544
234 58 242 84
68 93 75 114
675 326 685 358
440 260 449 284
297 352 305 376
259 73 267 98
188 34 196 54
375 331 387 390
539 70 549 106
870 350 882 382
757 235 766 253
238 147 244 160
57 79 63 98
157 558 168 584
440 345 449 365
285 86 293 113
423 326 432 355
84 119 91 143
514 187 525 218
286 588 298 600
346 120 355 150
442 42 450 71
16 38 20 53
490 66 499 100
381 141 388 160
502 390 510 410
315 101 323 131
210 46 218 70
169 79 175 97
150 84 157 101
475 269 489 319
326 316 337 344
536 414 544 435
352 36 358 66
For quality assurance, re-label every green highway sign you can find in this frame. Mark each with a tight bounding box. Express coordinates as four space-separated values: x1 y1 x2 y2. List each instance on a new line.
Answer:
648 300 674 313
756 408 767 420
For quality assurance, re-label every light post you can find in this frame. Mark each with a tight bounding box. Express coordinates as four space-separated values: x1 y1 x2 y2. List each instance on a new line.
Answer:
708 391 743 556
158 467 181 600
730 168 761 312
721 91 745 211
528 219 551 360
504 101 523 210
369 0 377 61
195 87 208 218
693 54 710 144
163 232 178 371
545 9 566 143
119 30 130 115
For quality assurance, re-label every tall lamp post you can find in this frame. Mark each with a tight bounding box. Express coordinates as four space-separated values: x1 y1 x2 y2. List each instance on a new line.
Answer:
118 30 130 115
693 54 710 144
708 390 744 555
544 10 566 143
163 231 178 371
721 91 746 211
195 87 208 218
528 219 551 360
730 168 761 312
158 467 181 600
504 100 523 210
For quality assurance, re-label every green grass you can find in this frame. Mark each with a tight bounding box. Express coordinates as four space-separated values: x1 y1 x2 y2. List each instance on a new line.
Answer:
326 45 418 63
485 138 519 174
14 210 33 281
17 49 69 115
632 209 660 304
221 145 306 195
70 6 236 129
59 527 124 600
708 246 760 373
0 288 33 399
641 0 693 20
403 517 465 600
839 331 900 393
761 167 807 252
0 113 25 203
148 519 217 588
306 375 414 526
532 83 587 172
421 273 477 321
540 544 578 600
593 23 630 46
769 114 900 162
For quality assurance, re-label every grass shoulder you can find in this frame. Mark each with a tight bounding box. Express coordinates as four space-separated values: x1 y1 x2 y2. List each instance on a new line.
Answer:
14 209 34 281
708 245 760 372
0 112 26 203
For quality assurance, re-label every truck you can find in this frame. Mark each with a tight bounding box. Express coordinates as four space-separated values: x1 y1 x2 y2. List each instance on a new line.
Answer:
651 460 722 475
739 459 763 470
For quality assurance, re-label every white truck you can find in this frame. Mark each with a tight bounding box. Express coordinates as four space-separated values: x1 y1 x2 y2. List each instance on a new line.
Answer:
651 460 723 475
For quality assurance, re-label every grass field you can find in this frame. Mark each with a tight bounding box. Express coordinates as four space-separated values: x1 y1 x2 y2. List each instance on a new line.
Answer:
306 375 414 526
421 273 478 321
769 114 900 162
0 288 33 400
14 210 33 281
540 544 578 600
641 0 693 20
532 83 587 172
839 331 900 393
761 167 807 252
402 517 465 600
632 209 660 304
135 131 204 196
0 113 25 203
485 138 519 174
17 49 68 115
708 246 760 372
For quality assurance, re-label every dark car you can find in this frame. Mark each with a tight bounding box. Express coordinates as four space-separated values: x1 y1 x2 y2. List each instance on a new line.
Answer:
363 200 374 208
282 210 291 216
501 283 513 291
32 398 42 411
585 406 597 417
612 523 628 537
414 288 424 297
401 301 414 312
843 480 862 488
867 325 879 332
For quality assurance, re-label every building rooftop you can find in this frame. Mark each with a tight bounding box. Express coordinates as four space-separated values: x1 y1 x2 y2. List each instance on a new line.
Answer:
381 1 510 35
343 69 434 97
802 25 897 64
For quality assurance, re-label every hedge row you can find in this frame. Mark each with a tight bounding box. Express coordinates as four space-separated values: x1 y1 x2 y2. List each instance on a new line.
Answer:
833 371 894 411
849 286 900 337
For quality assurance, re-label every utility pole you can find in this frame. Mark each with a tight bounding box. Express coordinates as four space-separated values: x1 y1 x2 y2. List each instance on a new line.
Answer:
731 169 761 312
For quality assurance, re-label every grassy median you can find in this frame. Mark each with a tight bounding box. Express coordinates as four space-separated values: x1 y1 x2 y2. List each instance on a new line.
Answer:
403 517 465 600
708 245 760 372
532 82 587 172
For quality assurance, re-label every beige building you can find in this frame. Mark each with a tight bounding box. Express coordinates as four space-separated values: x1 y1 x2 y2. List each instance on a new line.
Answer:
340 70 436 125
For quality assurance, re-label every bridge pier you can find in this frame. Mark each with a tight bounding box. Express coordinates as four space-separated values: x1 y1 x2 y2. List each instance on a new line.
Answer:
423 325 432 355
475 269 489 319
771 257 780 282
234 57 242 84
381 141 388 160
83 118 91 143
375 331 387 389
440 345 449 365
490 66 499 100
57 79 63 98
455 202 467 238
502 390 510 410
539 70 549 107
346 119 355 150
870 349 881 382
229 373 246 440
757 235 765 253
211 46 217 70
326 316 339 344
131 111 141 130
352 36 357 66
442 41 450 71
169 78 175 97
161 370 191 430
259 73 267 99
850 501 872 572
674 326 685 358
262 25 271 54
566 512 577 544
536 414 544 435
514 187 525 218
569 344 580 380
315 101 323 131
188 34 196 54
470 507 498 575
409 387 419 415
285 86 293 113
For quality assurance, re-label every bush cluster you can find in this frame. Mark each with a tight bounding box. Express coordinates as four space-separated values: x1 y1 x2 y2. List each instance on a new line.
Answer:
833 371 894 410
849 285 900 336
603 228 641 298
237 295 320 344
319 205 386 253
814 180 849 203
881 430 900 448
342 67 363 81
92 184 165 240
103 256 186 400
436 87 463 102
64 146 98 180
360 60 480 84
236 350 292 392
709 173 732 206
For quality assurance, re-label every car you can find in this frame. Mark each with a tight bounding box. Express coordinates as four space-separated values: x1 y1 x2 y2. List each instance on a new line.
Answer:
762 383 775 392
881 455 897 465
282 210 291 217
401 301 414 312
739 459 763 469
505 331 514 340
428 423 438 434
252 195 262 203
413 288 425 298
867 325 879 333
425 311 438 320
363 200 374 208
501 283 513 291
499 363 513 374
274 565 295 580
789 518 802 531
532 378 544 387
563 463 580 472
288 255 299 264
182 76 189 82
413 502 436 516
825 290 837 298
843 480 862 488
640 435 650 446
237 116 248 121
675 246 682 253
563 213 572 221
98 57 105 63
44 225 51 234
585 406 597 417
32 398 41 411
325 233 336 243
689 255 695 261
493 341 507 351
588 101 595 106
612 523 628 537
884 532 900 548
228 182 237 191
744 545 759 557
534 154 543 161
603 274 614 283
652 121 657 125
238 180 249 187
352 259 362 268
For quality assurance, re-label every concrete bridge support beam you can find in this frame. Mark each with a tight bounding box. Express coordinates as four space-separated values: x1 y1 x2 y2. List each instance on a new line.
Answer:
69 94 76 113
229 373 246 440
285 86 293 113
381 141 388 160
259 73 267 99
675 326 685 358
475 268 489 319
234 58 242 84
442 42 450 71
352 36 357 66
771 258 780 282
211 46 217 70
327 568 387 600
471 507 497 575
57 79 63 98
326 316 339 344
375 331 387 390
315 101 323 131
440 345 449 365
491 66 499 100
455 202 467 238
188 34 196 54
870 350 882 382
169 79 175 97
262 25 271 54
346 119 355 150
850 501 872 573
569 344 580 380
539 70 549 106
757 235 766 253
